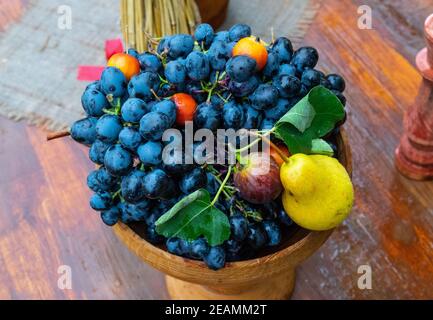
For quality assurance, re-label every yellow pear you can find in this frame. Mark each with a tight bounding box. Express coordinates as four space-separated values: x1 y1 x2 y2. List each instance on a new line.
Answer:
280 154 354 231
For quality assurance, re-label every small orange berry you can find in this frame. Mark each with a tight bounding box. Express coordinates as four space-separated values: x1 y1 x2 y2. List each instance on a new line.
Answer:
232 36 268 70
107 53 140 80
172 93 197 126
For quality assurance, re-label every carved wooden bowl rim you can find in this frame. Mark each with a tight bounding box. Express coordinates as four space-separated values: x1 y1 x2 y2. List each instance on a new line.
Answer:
113 129 352 286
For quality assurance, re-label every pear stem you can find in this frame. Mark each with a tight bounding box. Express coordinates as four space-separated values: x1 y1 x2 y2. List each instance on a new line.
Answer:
259 134 291 163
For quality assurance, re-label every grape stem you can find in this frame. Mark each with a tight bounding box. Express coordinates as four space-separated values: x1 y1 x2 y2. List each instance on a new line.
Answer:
234 127 275 153
210 170 233 199
210 165 233 206
150 89 161 101
206 71 220 103
112 189 121 199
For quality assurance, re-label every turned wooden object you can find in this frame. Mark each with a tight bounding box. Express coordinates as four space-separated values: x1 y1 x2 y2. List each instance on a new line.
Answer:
196 0 229 29
113 130 351 300
395 14 433 180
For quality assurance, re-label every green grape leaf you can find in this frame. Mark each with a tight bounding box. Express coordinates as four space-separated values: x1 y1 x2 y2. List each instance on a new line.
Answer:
310 139 334 156
155 189 230 246
274 86 345 154
275 123 313 154
277 96 316 133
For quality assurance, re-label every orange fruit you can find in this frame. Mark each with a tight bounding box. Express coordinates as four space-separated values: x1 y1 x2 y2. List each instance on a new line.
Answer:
107 53 140 80
232 36 268 70
269 143 290 167
172 93 197 126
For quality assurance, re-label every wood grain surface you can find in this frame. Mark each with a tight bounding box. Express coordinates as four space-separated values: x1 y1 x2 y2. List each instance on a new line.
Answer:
1 0 433 299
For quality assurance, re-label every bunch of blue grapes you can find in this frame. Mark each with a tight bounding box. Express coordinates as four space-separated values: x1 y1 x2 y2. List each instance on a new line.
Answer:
70 23 346 270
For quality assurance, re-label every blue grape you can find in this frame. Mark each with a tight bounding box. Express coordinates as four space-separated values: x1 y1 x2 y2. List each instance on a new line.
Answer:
89 139 112 165
332 89 346 106
123 199 152 221
213 30 230 43
205 172 219 197
127 48 139 58
167 34 194 59
166 237 190 256
137 141 163 166
229 214 248 241
119 202 133 223
190 238 210 259
210 94 225 107
223 100 245 129
146 224 165 244
185 81 207 103
128 71 160 102
85 81 100 91
87 167 118 193
162 150 195 176
90 192 113 211
326 74 346 92
100 67 128 97
246 224 267 249
121 169 147 203
204 246 226 270
228 23 251 42
179 167 207 194
70 117 97 146
119 127 142 151
144 169 177 199
263 52 280 78
249 84 279 110
271 37 293 63
138 52 162 73
164 60 186 84
95 114 123 143
145 208 162 226
301 69 322 89
158 83 176 98
208 41 229 70
121 98 147 123
158 197 180 213
228 75 260 97
242 103 263 129
192 141 213 165
259 118 275 131
262 221 282 246
226 41 236 56
226 55 256 82
278 63 297 78
291 46 319 72
264 98 292 120
194 102 222 131
157 36 172 54
224 239 242 258
194 23 214 48
104 144 133 177
185 51 210 80
81 88 109 117
139 111 171 141
100 206 120 226
208 70 220 85
151 100 177 126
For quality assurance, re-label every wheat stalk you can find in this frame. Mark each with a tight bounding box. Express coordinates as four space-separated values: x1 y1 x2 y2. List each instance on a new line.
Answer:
120 0 201 52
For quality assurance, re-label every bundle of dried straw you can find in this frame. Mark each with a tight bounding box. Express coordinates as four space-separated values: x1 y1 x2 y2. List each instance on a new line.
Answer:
120 0 202 52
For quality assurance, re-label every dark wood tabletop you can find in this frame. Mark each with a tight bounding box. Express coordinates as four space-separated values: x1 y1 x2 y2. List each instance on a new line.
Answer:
1 0 433 299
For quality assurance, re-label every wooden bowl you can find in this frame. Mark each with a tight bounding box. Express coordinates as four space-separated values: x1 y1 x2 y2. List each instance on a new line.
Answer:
113 129 352 300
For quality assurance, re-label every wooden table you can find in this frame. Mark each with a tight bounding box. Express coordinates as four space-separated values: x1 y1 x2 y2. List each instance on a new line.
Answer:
1 0 433 299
